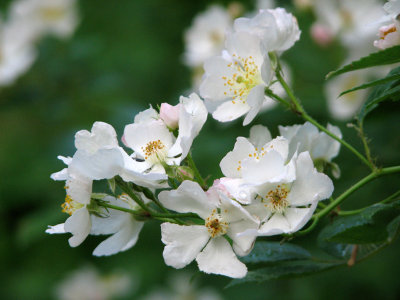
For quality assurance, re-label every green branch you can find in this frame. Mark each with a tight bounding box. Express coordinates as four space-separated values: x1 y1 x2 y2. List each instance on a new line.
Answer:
186 153 208 189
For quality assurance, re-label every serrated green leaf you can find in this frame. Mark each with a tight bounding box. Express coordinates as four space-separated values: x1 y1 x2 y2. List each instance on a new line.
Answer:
326 45 400 79
227 260 342 287
241 241 311 264
339 72 400 97
319 201 400 244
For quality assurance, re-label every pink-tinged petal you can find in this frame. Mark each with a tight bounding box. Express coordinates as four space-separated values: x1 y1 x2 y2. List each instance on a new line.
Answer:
212 100 250 123
64 207 91 247
258 213 290 236
243 85 266 126
196 237 247 278
248 125 272 149
287 152 334 206
161 223 209 269
220 137 255 178
158 181 215 219
160 103 180 130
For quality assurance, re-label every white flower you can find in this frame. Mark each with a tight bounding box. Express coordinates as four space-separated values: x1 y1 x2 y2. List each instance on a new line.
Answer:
219 125 295 201
233 8 301 52
0 19 37 86
374 22 400 49
90 195 144 256
278 122 342 165
325 68 369 120
200 32 273 125
46 122 164 246
312 0 383 54
9 0 79 39
123 93 207 174
158 181 259 278
55 266 132 300
247 152 334 235
183 5 232 68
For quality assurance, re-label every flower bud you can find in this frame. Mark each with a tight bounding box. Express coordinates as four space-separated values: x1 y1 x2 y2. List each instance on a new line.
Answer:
160 103 181 130
311 23 333 47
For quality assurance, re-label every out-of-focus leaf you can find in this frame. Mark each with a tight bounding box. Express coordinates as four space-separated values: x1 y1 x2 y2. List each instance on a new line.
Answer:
339 72 400 97
318 200 400 245
241 241 311 264
227 260 342 287
357 76 400 121
326 45 400 79
319 215 400 261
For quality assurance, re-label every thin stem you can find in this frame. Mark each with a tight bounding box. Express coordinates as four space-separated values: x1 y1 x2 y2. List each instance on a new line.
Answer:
358 121 375 168
292 166 400 237
186 153 207 189
315 166 400 220
99 202 143 216
274 71 375 171
338 189 400 216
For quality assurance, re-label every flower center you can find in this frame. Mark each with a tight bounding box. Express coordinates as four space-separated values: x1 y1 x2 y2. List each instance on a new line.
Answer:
263 185 289 214
205 209 229 238
40 7 66 21
380 24 397 39
141 139 168 164
222 54 261 104
61 195 84 216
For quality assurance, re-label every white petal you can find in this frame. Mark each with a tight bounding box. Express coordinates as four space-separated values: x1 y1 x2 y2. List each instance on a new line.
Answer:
64 207 91 247
258 213 290 236
263 136 289 162
168 93 208 160
123 119 174 157
93 219 144 256
311 123 341 161
161 223 209 269
66 172 92 205
158 181 215 219
51 168 69 181
248 125 272 149
58 155 72 165
213 100 250 123
225 32 264 66
90 197 128 235
200 74 231 101
287 152 334 206
218 177 255 204
74 122 118 153
203 56 236 77
284 204 317 233
196 237 247 278
220 137 255 178
69 148 124 180
241 150 290 185
243 85 266 126
45 223 65 234
134 106 159 123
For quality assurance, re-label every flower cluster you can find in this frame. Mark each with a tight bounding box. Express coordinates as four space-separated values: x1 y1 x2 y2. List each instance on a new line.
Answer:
0 0 78 86
47 8 343 279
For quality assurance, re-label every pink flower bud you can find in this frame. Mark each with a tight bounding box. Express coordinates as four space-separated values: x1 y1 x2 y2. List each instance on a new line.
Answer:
160 103 181 130
310 23 333 47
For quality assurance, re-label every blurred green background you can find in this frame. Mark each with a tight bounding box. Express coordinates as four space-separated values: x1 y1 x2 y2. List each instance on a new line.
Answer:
0 0 399 299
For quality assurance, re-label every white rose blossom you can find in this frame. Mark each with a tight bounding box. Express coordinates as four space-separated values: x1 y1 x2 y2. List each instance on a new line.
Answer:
123 93 207 176
233 8 301 52
159 180 259 278
279 122 342 172
9 0 79 39
200 32 273 125
374 0 400 49
246 151 334 236
46 122 165 246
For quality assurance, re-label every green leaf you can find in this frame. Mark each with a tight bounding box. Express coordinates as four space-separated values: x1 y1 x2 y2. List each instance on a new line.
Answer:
318 201 400 245
358 82 400 121
241 241 311 264
326 45 400 79
108 178 116 194
227 260 342 287
339 72 400 97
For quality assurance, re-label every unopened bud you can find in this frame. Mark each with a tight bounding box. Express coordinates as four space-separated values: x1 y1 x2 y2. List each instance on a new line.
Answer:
160 103 181 130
